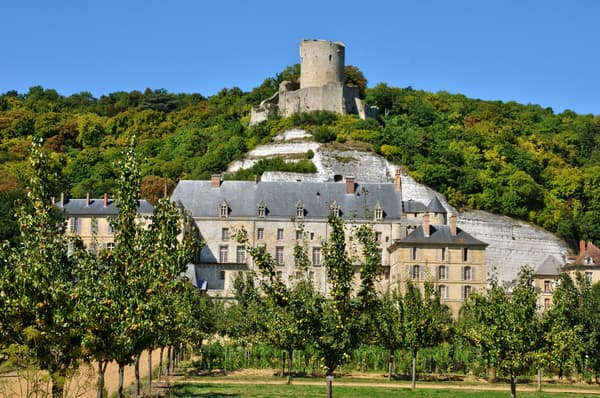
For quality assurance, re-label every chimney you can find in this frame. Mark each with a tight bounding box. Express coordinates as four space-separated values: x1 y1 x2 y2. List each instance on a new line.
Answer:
163 182 168 198
450 213 457 236
395 168 402 192
423 212 430 238
345 176 355 194
86 192 90 206
211 174 222 188
580 240 587 256
60 192 66 206
103 193 108 207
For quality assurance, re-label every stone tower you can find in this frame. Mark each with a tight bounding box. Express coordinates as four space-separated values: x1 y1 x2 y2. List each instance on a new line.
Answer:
250 39 378 125
300 40 345 89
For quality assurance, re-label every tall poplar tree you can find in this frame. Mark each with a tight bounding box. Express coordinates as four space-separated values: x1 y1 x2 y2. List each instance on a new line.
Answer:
0 140 81 398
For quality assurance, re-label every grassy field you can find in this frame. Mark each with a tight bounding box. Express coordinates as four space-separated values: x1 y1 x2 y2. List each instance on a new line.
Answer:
171 382 600 398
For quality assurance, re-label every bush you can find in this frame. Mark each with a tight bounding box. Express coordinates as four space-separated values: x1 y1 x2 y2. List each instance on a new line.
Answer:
314 126 337 143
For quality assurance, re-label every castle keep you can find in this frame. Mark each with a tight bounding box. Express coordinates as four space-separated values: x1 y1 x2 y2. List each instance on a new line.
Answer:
250 40 378 125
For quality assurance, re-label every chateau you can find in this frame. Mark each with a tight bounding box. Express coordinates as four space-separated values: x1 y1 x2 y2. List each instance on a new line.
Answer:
171 171 487 315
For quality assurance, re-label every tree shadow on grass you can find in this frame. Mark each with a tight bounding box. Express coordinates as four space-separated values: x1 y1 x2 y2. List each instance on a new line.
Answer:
171 384 240 398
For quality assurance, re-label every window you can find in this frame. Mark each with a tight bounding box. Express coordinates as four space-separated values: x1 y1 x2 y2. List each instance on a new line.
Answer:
221 228 229 241
88 243 98 255
310 232 315 240
375 232 382 242
441 247 446 261
309 271 314 281
312 247 321 266
220 201 228 218
296 202 304 218
463 285 472 299
437 265 447 280
544 280 551 293
463 266 472 281
586 272 593 284
219 246 228 263
257 228 264 240
296 230 303 240
438 285 448 299
276 246 284 265
412 265 421 280
236 246 246 263
106 242 115 250
330 201 339 217
544 298 551 310
107 222 114 235
462 248 468 262
411 247 417 261
374 203 383 221
257 202 266 217
276 271 283 279
277 228 284 240
91 218 98 234
70 217 81 233
219 270 226 280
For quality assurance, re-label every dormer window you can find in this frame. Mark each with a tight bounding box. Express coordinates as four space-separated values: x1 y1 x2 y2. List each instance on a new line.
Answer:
374 202 383 221
330 201 340 217
220 201 229 218
257 201 266 218
296 201 304 218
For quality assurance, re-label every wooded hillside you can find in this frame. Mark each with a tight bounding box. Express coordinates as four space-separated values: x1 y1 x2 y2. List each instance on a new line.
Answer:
1 67 598 247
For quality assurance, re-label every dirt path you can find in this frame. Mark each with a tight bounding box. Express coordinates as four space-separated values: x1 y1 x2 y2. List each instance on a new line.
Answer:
0 350 167 398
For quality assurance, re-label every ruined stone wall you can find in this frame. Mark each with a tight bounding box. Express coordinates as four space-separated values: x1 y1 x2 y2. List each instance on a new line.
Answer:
300 40 345 88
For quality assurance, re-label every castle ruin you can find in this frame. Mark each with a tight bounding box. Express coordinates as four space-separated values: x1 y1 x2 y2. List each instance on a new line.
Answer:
250 40 378 125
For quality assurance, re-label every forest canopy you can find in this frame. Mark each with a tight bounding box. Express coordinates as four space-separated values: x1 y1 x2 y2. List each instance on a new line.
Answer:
1 66 599 248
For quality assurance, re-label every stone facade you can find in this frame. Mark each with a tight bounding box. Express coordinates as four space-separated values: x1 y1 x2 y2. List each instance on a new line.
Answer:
250 40 378 125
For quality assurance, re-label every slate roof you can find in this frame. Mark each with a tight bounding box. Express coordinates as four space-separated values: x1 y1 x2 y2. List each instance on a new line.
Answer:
57 198 154 216
171 180 406 220
394 225 487 247
427 196 447 213
403 199 427 213
534 254 563 276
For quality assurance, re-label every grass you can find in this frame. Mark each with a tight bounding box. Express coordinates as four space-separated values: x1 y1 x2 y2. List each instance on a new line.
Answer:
170 381 599 398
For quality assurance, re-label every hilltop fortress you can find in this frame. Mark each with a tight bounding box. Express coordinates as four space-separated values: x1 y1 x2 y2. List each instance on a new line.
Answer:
250 40 378 125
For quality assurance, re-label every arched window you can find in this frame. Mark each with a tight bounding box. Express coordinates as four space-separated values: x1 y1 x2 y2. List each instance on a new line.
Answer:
257 201 266 218
330 201 340 217
296 201 304 218
220 201 229 218
374 202 383 221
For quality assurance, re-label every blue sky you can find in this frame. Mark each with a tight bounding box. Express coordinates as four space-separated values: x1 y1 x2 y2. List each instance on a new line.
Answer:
2 1 598 115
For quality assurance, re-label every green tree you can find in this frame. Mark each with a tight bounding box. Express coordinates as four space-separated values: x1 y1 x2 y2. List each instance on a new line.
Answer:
402 281 452 389
373 291 404 380
0 140 82 398
463 267 540 398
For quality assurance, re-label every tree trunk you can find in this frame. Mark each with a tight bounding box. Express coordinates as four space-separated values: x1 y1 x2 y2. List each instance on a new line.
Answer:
411 352 417 389
510 375 517 398
387 351 394 381
97 361 108 398
326 372 334 398
287 350 293 385
166 346 172 376
51 369 65 398
148 348 153 394
537 368 542 392
281 350 286 377
118 364 125 398
489 366 497 382
134 354 141 398
158 347 164 381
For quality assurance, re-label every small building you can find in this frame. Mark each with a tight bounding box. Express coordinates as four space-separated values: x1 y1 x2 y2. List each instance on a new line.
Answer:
55 192 153 253
388 205 488 316
532 254 563 312
564 240 600 285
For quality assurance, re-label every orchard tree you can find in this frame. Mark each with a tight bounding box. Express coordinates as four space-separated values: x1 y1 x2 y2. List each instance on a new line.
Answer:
318 215 381 398
0 140 82 398
373 291 404 380
463 267 541 398
402 281 452 389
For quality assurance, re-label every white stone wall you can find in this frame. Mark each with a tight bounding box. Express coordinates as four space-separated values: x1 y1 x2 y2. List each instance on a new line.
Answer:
300 40 345 89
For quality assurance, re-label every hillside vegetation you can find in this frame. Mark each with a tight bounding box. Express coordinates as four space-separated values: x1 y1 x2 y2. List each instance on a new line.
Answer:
0 68 599 247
